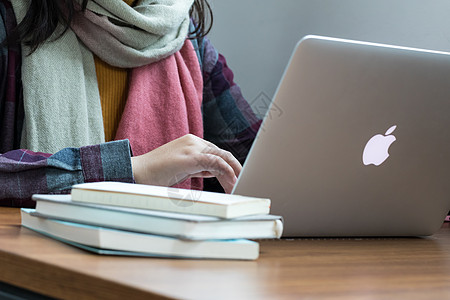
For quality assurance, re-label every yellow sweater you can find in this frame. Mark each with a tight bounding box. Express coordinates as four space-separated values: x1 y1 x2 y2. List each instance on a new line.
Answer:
94 0 136 142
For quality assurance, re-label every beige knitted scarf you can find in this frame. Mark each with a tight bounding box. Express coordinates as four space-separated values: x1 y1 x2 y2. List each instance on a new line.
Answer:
11 0 193 153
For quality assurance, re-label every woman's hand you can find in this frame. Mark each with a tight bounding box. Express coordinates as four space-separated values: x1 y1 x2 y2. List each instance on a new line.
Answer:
131 134 241 193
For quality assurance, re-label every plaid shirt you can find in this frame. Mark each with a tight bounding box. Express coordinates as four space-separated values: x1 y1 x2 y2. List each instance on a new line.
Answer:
0 1 261 207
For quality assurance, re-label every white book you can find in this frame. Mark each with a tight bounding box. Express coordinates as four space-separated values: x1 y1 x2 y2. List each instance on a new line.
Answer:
31 194 283 240
70 182 271 218
21 209 260 260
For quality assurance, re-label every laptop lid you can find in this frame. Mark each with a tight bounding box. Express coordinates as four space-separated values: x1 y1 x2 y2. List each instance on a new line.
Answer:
233 35 450 237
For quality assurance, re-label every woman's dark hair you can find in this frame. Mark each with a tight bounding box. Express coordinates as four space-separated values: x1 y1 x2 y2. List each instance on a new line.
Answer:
6 0 213 53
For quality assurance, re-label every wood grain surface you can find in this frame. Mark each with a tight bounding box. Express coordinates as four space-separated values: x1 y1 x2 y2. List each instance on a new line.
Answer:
1 207 450 299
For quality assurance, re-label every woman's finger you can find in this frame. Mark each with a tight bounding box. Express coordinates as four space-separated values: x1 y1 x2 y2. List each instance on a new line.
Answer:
194 153 237 193
199 141 242 177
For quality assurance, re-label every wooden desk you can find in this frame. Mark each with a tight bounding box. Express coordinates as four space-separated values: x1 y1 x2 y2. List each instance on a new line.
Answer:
1 207 450 299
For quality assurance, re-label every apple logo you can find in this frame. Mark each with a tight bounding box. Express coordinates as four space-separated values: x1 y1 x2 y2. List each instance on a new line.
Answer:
362 125 397 166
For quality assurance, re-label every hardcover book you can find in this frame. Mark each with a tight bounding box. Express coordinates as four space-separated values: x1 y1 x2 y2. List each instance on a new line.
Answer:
71 182 271 218
21 209 260 260
32 194 283 240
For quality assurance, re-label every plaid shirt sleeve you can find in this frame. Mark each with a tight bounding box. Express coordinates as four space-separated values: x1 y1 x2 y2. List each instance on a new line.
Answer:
0 140 134 207
194 36 262 192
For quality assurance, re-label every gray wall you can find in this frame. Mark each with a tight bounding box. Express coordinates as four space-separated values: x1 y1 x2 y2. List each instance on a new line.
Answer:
208 0 450 113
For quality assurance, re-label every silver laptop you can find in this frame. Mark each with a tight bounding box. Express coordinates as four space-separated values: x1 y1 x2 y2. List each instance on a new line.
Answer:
233 35 450 237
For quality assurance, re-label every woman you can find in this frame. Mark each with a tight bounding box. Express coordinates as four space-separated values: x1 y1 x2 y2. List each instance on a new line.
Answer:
0 0 261 206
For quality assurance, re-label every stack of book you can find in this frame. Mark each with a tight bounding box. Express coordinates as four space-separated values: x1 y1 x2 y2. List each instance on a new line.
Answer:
21 182 283 260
